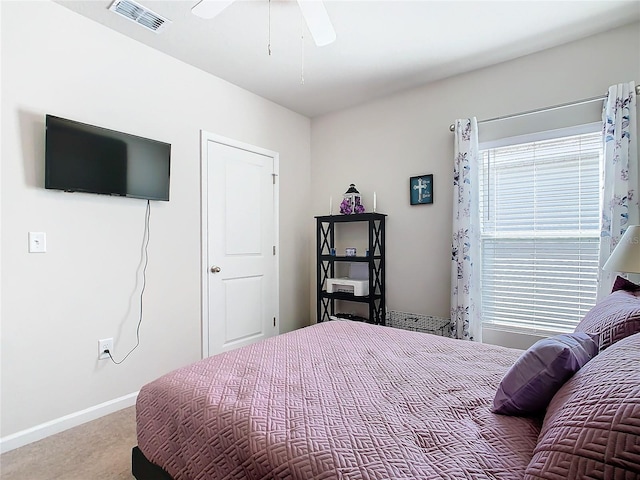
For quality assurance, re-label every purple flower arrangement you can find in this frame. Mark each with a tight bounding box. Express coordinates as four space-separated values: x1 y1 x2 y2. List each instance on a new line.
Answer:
340 198 352 215
340 197 365 214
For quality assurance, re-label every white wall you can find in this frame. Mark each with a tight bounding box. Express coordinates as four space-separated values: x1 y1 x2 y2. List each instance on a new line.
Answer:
0 1 310 441
310 21 640 348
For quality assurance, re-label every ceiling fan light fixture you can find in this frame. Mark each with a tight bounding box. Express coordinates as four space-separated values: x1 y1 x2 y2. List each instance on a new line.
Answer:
192 0 336 47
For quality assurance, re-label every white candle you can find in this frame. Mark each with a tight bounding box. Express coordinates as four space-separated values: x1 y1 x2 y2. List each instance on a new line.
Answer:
373 192 377 212
329 196 333 215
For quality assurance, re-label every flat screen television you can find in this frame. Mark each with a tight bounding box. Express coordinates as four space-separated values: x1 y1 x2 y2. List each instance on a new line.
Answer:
45 115 171 201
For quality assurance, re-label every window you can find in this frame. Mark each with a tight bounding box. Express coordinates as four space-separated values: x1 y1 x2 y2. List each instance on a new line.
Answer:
479 128 602 335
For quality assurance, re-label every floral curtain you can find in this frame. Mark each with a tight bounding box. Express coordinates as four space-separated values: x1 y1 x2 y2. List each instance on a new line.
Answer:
598 82 639 300
451 118 482 341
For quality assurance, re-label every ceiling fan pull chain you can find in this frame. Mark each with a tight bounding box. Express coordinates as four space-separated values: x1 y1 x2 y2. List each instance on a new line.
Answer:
268 0 272 56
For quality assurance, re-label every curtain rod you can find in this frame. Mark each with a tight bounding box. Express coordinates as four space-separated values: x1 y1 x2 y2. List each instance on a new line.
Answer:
448 83 640 132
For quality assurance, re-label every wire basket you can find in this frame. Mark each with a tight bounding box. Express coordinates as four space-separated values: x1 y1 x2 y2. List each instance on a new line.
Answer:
386 310 451 337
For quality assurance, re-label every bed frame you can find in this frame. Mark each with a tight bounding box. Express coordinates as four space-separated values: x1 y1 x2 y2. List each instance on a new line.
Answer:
131 446 174 480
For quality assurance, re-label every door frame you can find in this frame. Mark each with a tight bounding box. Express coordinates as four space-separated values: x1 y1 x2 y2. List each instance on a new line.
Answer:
200 130 280 358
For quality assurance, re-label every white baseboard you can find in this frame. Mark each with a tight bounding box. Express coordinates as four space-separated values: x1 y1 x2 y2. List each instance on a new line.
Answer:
0 391 138 454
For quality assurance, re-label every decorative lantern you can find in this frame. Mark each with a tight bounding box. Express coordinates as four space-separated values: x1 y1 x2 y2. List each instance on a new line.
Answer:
340 184 365 215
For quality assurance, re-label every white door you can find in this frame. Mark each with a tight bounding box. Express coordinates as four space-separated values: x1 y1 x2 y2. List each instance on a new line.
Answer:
201 132 279 357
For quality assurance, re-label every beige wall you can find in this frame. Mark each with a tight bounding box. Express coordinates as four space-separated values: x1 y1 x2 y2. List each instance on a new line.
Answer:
0 1 311 439
310 21 640 348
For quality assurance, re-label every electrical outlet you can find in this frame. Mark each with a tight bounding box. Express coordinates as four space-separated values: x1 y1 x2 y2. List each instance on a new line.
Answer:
98 338 113 360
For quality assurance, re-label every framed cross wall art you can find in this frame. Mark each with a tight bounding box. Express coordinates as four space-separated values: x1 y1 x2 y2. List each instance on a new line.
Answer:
410 174 433 205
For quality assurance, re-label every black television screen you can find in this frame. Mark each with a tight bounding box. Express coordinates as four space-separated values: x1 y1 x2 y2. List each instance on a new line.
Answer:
45 115 171 201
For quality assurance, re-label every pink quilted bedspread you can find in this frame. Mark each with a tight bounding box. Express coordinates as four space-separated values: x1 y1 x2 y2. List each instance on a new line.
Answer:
137 321 542 479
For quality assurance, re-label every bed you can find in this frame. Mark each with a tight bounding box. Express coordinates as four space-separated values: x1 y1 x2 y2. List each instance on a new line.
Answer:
133 293 640 480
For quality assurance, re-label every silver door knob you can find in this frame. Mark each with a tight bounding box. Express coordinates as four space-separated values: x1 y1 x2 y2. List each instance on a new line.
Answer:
210 266 221 273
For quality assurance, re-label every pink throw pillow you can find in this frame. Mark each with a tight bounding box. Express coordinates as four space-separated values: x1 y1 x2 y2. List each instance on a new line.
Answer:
524 333 640 479
574 290 640 350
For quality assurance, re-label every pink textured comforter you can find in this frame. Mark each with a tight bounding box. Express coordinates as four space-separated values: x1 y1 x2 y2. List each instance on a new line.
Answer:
137 321 541 479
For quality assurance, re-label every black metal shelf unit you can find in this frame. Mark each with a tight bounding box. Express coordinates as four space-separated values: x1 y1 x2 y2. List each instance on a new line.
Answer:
315 213 386 325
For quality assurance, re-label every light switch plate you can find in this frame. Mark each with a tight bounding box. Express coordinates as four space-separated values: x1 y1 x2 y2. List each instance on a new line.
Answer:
29 232 46 253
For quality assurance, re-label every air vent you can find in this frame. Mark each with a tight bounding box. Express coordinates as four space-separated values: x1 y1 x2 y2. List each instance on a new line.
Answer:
108 0 171 33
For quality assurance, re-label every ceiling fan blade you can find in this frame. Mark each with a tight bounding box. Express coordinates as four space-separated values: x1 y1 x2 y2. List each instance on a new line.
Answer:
296 0 336 47
192 0 237 19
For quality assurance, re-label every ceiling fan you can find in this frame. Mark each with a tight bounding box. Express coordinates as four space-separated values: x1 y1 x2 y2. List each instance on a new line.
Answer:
191 0 336 47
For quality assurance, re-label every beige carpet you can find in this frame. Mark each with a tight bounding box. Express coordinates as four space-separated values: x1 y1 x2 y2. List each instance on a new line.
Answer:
0 406 136 480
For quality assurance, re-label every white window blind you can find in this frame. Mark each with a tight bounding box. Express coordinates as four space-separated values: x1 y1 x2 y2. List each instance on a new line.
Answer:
479 130 602 335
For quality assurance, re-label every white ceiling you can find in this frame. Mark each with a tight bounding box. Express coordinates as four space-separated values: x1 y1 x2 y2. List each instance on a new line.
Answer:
56 0 640 118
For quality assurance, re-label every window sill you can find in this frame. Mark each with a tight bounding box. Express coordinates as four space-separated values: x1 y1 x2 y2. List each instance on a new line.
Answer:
482 324 554 350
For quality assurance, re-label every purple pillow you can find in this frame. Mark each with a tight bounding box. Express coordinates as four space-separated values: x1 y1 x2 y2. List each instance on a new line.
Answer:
492 332 599 416
525 333 640 479
574 290 640 350
611 275 640 293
